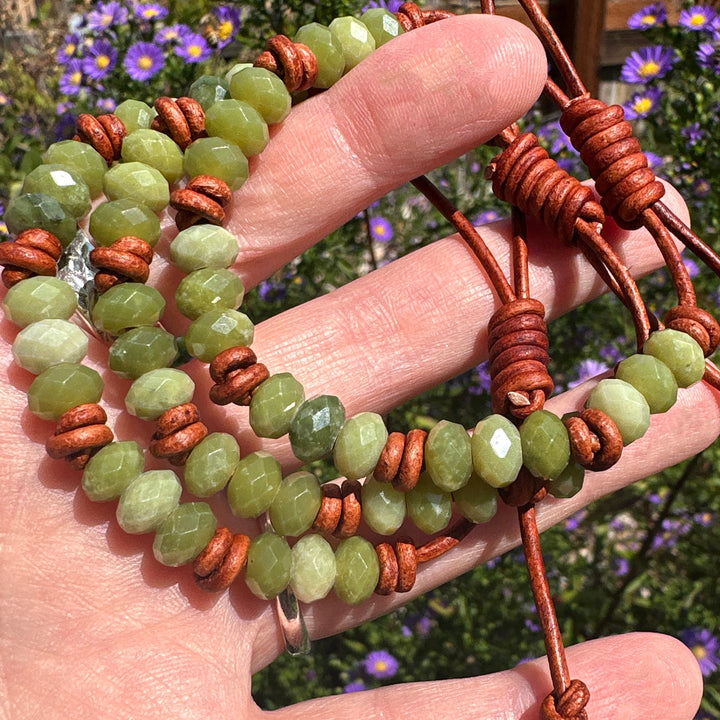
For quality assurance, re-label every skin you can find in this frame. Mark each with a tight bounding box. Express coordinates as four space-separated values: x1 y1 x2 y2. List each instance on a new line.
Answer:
0 13 715 720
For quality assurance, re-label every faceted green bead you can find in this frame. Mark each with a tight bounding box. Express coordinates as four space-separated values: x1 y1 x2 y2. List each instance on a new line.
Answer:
42 140 107 198
225 62 254 84
548 461 585 499
406 471 452 534
103 161 169 214
360 8 405 46
153 502 217 567
329 17 376 71
22 163 91 219
294 23 345 88
333 412 388 480
89 199 161 247
228 67 291 124
116 469 182 534
169 224 239 273
585 378 651 446
520 410 570 479
245 532 291 600
121 129 185 184
4 193 77 247
82 440 145 502
334 536 379 605
27 362 103 420
227 450 282 517
184 308 254 362
471 414 523 488
184 432 240 497
13 318 88 374
114 99 157 133
362 475 406 535
616 353 678 414
125 368 195 420
91 282 165 336
269 470 322 537
184 136 249 191
108 326 178 379
188 75 230 110
425 419 472 492
289 394 346 462
643 328 705 388
205 99 269 157
453 471 498 524
2 276 77 328
175 267 244 320
290 533 337 603
249 372 305 439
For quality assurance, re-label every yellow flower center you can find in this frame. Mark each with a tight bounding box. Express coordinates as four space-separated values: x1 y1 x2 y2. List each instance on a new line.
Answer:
71 71 82 84
188 44 202 58
219 20 233 40
97 55 110 69
633 97 653 114
66 42 76 55
374 660 388 672
102 13 112 24
641 14 656 25
143 8 159 18
690 13 706 26
0 221 9 234
639 60 660 77
693 645 707 660
139 55 153 70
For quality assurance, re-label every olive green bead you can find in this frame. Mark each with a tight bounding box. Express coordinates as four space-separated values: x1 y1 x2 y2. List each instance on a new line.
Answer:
289 394 346 462
188 75 230 110
453 472 498 524
471 414 523 488
520 410 570 479
228 450 282 517
548 461 585 499
184 308 254 363
169 224 239 273
294 23 345 88
27 363 103 421
290 534 337 603
22 163 91 219
361 475 406 535
153 502 217 567
425 419 472 492
121 129 185 184
2 276 77 328
103 161 169 214
229 67 292 124
225 62 254 84
585 378 651 445
205 99 269 157
82 440 145 502
42 140 107 198
183 136 249 191
334 536 379 605
333 411 388 480
116 469 182 534
269 470 322 537
114 99 157 133
329 17 376 71
406 471 452 534
643 328 705 388
125 368 195 420
108 326 178 379
13 318 88 374
616 353 678 414
249 372 305 439
184 432 240 497
4 193 77 247
245 532 292 599
175 267 244 320
91 282 165 336
89 199 161 247
360 8 404 46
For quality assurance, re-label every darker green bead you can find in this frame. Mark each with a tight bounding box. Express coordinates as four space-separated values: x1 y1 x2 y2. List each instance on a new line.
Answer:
245 532 291 599
520 410 570 479
153 502 217 567
108 326 178 379
175 267 245 320
92 283 166 336
22 163 91 219
188 75 230 110
4 193 77 247
289 394 346 462
89 199 161 247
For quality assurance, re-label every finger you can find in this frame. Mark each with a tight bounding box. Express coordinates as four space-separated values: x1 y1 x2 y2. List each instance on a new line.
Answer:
269 633 702 720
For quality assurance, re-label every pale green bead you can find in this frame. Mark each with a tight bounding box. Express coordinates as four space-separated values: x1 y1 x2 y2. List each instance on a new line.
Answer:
334 536 379 605
290 534 337 603
425 419 472 492
175 267 244 320
114 99 157 133
42 140 107 198
228 450 282 517
225 62 253 84
89 199 161 247
2 276 76 328
585 378 651 446
91 282 165 336
116 469 182 534
294 23 345 88
108 326 178 379
520 410 570 479
205 99 269 157
245 532 291 599
333 412 388 480
27 363 103 420
406 471 452 534
183 136 249 191
184 308 254 363
229 67 292 124
13 319 88 374
184 432 240 497
121 129 185 184
329 17 376 71
188 75 229 110
169 224 239 273
153 502 217 566
643 328 705 388
249 372 305 439
289 394 346 462
548 461 585 499
453 472 498 524
103 161 169 214
471 414 523 488
360 8 404 46
82 440 145 502
4 193 77 247
616 353 678 414
125 368 195 420
362 475 406 535
269 471 322 537
22 163 91 219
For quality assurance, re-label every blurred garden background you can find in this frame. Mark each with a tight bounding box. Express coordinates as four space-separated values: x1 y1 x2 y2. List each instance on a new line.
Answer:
1 0 719 716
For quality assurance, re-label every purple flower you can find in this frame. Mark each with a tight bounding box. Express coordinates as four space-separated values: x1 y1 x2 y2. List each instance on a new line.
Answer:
683 256 700 278
681 629 719 676
565 510 587 531
175 33 212 63
134 3 168 21
474 209 504 226
124 41 165 81
56 112 78 141
469 360 492 395
369 216 393 242
213 6 243 48
696 42 720 72
621 45 677 83
628 3 667 30
692 177 711 197
614 558 630 576
695 510 715 526
680 5 717 31
257 278 287 302
57 33 81 64
644 151 665 172
344 680 366 693
56 100 74 114
155 23 192 45
82 39 117 81
87 1 128 31
0 218 9 237
362 0 404 12
682 122 705 147
59 59 85 95
96 97 116 112
623 86 662 120
363 650 398 678
567 358 609 389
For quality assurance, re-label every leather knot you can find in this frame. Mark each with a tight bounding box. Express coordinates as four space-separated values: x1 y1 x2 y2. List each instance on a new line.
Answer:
564 408 623 472
541 679 590 720
664 304 720 357
396 2 454 31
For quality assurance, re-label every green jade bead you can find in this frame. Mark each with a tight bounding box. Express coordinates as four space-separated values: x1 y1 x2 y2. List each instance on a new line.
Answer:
294 23 345 89
153 502 217 567
333 411 388 480
114 99 157 133
228 67 291 124
42 140 107 198
116 469 182 534
13 318 88 374
108 326 178 379
520 409 570 479
453 472 498 524
103 161 169 214
643 328 705 388
188 75 230 110
183 136 249 191
184 308 254 363
91 282 165 336
290 534 337 603
184 432 240 497
81 440 145 502
89 199 161 247
205 99 269 157
289 394 346 463
225 63 254 84
227 450 282 517
360 8 405 46
249 372 305 439
125 368 195 420
3 276 77 328
585 378 651 446
548 461 585 499
329 17 376 71
471 414 523 488
175 267 244 320
269 470 322 537
4 193 77 247
169 224 239 273
361 475 406 535
616 353 678 414
22 163 91 219
245 532 292 600
425 419 472 492
406 471 453 534
121 129 185 184
334 536 380 605
27 363 103 421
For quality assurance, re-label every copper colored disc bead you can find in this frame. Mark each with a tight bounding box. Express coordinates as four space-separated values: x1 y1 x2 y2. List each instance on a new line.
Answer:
209 347 270 406
0 228 63 288
46 403 114 470
74 113 127 164
149 402 208 466
312 479 363 538
194 528 251 592
254 34 318 93
152 96 206 151
375 539 417 595
373 429 426 492
90 236 154 293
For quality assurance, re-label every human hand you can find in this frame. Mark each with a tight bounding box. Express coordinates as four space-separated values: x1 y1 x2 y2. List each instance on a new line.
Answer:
0 12 715 720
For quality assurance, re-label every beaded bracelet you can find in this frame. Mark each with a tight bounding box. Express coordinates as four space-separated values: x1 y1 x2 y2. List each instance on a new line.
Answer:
2 3 719 719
